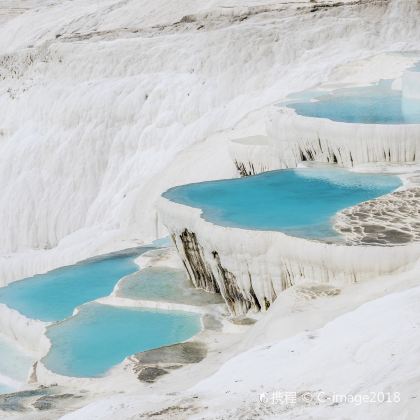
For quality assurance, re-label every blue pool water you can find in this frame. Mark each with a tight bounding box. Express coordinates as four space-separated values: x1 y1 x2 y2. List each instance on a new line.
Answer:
151 236 172 248
117 267 223 305
0 385 12 394
43 303 201 377
286 80 420 124
0 247 152 322
409 61 420 72
163 168 401 240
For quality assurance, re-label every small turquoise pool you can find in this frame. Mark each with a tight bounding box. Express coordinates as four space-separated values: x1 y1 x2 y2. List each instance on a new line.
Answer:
163 168 401 240
42 303 201 377
117 267 223 305
286 80 420 124
0 247 152 322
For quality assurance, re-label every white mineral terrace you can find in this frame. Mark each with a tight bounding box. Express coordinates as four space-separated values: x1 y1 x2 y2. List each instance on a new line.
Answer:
267 107 420 168
229 107 420 175
158 188 420 316
229 61 420 175
228 135 281 176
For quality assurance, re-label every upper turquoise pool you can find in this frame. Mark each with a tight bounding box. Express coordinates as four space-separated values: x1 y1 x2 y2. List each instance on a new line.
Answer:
163 168 401 240
43 303 201 377
286 80 420 124
0 247 152 322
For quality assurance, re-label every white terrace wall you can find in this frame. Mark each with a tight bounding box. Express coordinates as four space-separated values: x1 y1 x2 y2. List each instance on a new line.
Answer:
158 196 420 316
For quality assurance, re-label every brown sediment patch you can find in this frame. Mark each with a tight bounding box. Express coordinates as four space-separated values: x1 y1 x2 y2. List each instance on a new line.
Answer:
131 341 208 383
295 284 341 300
137 367 169 383
0 386 85 414
133 341 208 366
230 317 257 326
32 393 82 411
145 402 198 418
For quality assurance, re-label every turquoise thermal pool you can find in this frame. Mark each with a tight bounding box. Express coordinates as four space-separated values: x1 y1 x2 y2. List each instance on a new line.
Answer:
0 247 152 322
42 303 201 377
117 267 224 305
163 168 401 240
285 80 420 124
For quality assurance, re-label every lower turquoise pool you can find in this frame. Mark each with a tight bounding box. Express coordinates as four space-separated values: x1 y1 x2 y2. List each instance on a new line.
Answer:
42 303 201 378
0 247 152 322
163 168 401 240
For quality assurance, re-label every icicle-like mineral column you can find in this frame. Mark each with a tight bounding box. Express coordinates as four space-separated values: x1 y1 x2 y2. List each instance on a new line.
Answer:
158 195 420 316
228 136 282 177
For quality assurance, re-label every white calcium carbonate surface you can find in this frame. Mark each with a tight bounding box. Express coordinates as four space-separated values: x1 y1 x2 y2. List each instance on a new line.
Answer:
1 0 420 419
2 0 420 284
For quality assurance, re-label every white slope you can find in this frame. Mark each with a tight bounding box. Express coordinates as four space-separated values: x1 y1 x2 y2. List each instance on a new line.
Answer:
1 0 420 284
61 266 420 420
0 333 34 393
187 286 420 420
